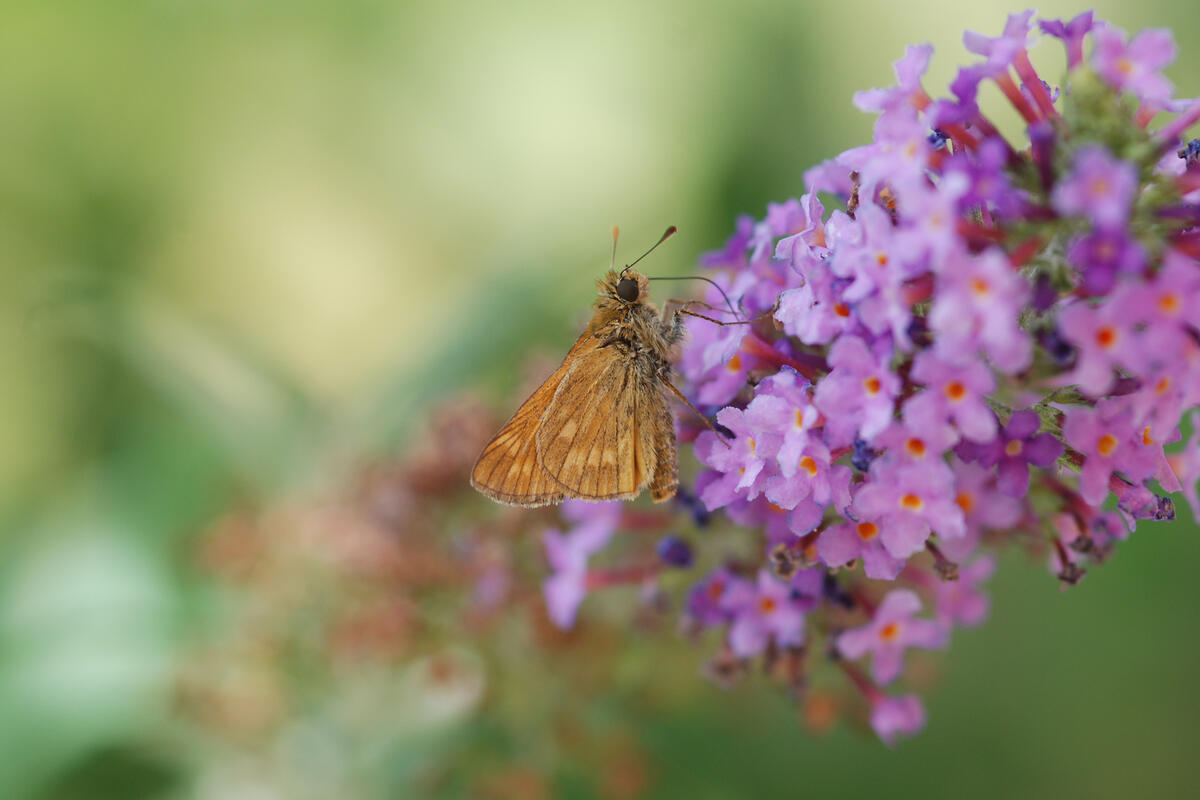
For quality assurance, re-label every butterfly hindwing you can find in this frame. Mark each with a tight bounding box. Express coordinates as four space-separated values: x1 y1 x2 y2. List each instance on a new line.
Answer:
648 375 679 501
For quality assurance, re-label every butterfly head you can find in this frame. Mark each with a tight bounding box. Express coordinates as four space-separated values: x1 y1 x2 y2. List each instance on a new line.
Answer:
607 268 649 305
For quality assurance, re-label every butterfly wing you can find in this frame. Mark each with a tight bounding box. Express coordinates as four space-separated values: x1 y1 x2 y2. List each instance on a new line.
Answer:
647 375 679 502
469 340 592 507
536 343 664 500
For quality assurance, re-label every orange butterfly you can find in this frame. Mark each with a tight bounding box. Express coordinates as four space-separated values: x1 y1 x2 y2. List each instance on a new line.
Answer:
471 227 726 507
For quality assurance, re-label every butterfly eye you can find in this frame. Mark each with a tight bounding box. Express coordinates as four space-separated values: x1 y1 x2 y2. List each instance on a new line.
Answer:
616 277 639 302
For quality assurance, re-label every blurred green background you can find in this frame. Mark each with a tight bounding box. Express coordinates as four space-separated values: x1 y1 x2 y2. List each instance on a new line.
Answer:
3 1 1200 798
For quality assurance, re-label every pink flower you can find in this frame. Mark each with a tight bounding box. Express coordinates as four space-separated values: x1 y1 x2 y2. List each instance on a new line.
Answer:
1056 291 1143 397
1067 228 1147 296
832 203 916 312
870 693 927 747
957 409 1063 496
814 335 901 446
853 43 933 118
964 10 1035 71
936 555 996 628
695 406 777 510
840 114 933 201
893 173 970 270
904 350 998 443
1052 145 1139 228
774 262 858 345
817 516 905 580
680 309 752 406
873 416 959 465
773 190 831 266
1091 24 1177 106
541 501 621 629
1062 399 1160 506
686 568 746 627
1167 410 1200 521
764 434 852 516
1040 12 1096 69
854 457 966 558
724 570 808 657
950 459 1024 538
929 248 1032 373
744 368 819 474
838 590 948 684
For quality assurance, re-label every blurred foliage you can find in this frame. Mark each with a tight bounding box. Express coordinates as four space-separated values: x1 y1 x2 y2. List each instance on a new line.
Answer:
2 1 1200 798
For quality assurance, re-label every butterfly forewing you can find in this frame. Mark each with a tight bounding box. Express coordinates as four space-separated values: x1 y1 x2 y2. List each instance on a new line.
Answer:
469 358 576 507
535 345 654 500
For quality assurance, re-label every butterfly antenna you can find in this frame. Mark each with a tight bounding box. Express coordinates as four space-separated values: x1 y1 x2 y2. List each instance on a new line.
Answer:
610 225 619 271
647 275 742 320
620 226 677 278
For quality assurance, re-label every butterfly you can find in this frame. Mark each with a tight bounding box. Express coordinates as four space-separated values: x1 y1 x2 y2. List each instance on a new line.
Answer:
471 227 730 507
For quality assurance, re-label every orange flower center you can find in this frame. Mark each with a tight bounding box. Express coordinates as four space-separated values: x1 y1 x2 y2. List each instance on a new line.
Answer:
759 596 778 614
1004 439 1024 457
970 277 990 295
1095 326 1117 349
900 493 924 511
1117 57 1134 75
1097 433 1118 457
1156 376 1171 395
707 579 726 601
945 381 966 402
880 622 900 641
1143 426 1154 446
795 408 808 429
864 376 882 395
905 438 926 458
956 491 975 514
856 521 879 541
799 456 819 477
875 252 889 267
747 437 757 455
834 302 851 318
1159 292 1180 314
727 353 743 371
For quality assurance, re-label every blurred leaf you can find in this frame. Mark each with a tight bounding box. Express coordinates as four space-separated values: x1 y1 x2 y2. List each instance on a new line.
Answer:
35 745 180 800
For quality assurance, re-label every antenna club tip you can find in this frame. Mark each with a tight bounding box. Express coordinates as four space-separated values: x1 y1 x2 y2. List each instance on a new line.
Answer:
665 225 678 237
612 225 620 240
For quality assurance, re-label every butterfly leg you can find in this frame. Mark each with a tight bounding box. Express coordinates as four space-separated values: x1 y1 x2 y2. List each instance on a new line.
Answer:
661 298 748 327
677 306 775 327
658 373 733 448
661 297 779 330
660 297 731 316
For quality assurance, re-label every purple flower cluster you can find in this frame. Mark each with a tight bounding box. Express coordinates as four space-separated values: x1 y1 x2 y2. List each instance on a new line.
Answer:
543 10 1200 745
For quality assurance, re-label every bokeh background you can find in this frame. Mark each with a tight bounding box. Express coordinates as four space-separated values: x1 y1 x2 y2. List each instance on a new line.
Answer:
3 1 1200 798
